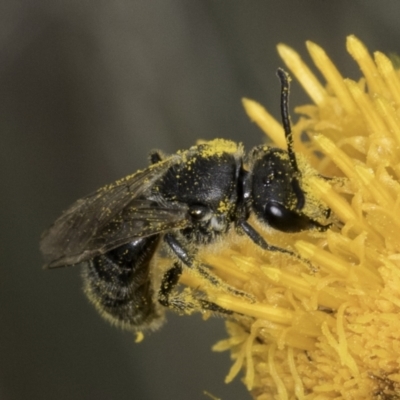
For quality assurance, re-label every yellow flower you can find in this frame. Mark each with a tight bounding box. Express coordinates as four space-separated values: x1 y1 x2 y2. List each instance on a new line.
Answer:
181 36 400 399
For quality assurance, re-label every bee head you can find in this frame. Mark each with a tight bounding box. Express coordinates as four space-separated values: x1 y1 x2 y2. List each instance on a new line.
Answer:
247 146 323 232
245 68 330 233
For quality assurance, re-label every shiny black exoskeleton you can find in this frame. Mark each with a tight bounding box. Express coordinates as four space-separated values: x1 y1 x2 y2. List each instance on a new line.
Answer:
40 69 330 332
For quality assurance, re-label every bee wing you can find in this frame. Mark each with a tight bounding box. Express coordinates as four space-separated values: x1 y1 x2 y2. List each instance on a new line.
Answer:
85 199 190 256
41 155 187 268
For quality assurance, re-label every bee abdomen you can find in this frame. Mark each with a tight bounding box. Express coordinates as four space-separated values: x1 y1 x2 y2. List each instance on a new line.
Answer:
82 236 162 331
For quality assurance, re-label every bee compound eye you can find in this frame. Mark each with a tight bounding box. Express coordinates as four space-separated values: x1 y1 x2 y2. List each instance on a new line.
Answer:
264 201 313 232
266 203 285 219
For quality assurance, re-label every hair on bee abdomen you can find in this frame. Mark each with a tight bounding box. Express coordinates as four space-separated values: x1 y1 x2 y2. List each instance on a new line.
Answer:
81 236 164 331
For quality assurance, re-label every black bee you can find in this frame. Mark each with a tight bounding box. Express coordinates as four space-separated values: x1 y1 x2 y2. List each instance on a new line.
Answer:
40 69 330 332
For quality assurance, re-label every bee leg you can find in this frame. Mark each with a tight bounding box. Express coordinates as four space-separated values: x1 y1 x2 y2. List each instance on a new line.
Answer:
158 263 191 312
238 220 314 270
164 233 254 301
197 299 234 315
238 220 297 256
158 262 233 315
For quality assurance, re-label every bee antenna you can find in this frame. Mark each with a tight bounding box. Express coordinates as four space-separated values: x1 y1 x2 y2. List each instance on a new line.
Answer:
276 68 299 173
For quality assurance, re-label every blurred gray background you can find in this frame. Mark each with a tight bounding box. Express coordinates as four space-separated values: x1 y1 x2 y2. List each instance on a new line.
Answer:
1 1 399 399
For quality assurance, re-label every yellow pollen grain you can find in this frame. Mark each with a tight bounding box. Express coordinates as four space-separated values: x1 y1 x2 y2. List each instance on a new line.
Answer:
135 331 144 343
199 138 239 156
